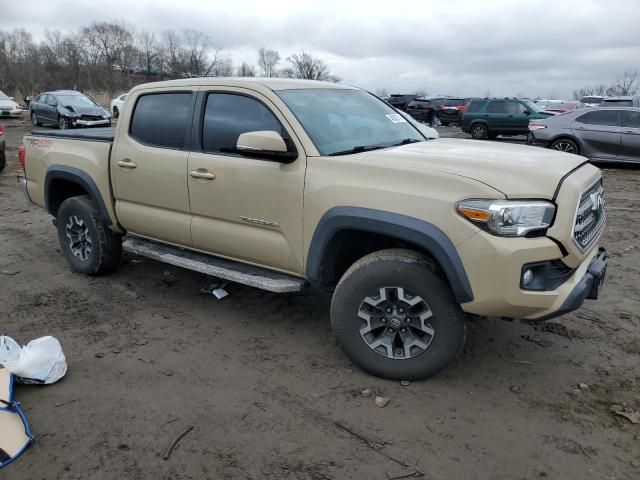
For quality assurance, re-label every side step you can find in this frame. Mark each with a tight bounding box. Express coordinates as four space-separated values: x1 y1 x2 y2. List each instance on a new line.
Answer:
122 237 307 293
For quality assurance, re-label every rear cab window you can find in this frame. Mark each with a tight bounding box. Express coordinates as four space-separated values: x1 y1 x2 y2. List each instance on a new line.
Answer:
129 92 193 149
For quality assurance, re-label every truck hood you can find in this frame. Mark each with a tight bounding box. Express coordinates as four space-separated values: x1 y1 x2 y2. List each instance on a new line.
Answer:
360 138 586 198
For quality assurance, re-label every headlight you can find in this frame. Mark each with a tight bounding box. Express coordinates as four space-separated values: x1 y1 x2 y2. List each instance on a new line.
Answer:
456 199 555 237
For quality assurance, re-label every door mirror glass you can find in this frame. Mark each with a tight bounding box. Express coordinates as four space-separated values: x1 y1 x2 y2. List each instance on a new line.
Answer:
237 131 296 162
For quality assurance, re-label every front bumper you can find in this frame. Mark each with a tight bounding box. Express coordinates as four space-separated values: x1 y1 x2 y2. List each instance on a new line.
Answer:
532 248 607 321
0 109 23 117
526 132 548 148
71 118 111 127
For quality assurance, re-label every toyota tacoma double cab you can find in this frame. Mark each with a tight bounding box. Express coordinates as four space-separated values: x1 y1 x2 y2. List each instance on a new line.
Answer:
17 78 608 380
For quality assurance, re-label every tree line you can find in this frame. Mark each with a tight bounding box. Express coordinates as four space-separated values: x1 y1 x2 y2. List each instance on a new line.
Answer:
573 71 638 100
0 21 340 102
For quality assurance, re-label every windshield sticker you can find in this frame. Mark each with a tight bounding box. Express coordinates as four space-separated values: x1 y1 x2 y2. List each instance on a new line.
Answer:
385 113 407 124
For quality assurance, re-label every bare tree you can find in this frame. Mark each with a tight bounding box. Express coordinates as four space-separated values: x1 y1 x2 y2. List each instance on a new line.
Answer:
182 29 209 76
237 62 256 77
607 71 638 96
162 29 184 76
257 47 280 77
414 89 427 97
572 84 608 100
284 51 333 81
138 31 159 76
81 22 133 69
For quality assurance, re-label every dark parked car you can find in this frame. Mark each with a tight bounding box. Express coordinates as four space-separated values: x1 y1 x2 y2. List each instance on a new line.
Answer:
600 96 640 108
461 98 553 139
0 123 5 172
387 94 417 111
406 97 445 124
438 98 467 125
29 90 111 130
527 107 640 163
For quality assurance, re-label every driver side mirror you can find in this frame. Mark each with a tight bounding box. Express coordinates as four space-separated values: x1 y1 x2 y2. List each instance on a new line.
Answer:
524 110 532 115
236 131 297 163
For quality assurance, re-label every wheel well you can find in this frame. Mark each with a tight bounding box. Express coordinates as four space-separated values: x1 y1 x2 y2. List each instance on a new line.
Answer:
317 229 442 286
549 135 581 154
47 179 88 217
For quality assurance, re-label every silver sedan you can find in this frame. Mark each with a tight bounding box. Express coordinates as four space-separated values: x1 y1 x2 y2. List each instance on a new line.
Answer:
527 107 640 163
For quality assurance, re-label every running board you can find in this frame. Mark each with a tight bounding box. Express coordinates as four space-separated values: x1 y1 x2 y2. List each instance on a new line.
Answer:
122 237 307 293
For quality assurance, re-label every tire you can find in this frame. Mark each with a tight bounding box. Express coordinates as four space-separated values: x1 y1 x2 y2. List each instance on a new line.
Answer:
550 138 579 155
470 123 488 140
113 107 119 119
0 151 5 172
330 249 466 380
56 195 121 276
31 112 40 126
58 116 70 130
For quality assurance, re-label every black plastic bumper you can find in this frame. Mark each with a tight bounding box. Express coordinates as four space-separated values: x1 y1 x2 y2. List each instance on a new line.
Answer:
533 248 607 321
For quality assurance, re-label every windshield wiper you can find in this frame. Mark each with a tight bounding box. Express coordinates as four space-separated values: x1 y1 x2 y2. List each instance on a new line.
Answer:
328 145 389 156
390 138 422 147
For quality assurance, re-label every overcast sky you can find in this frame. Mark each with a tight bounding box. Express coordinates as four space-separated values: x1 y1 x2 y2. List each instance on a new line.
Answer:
3 0 639 98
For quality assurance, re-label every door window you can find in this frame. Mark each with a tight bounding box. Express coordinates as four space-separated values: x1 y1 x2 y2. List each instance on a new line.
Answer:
575 110 620 127
129 92 192 149
621 110 640 128
202 93 284 154
487 101 507 113
505 101 527 114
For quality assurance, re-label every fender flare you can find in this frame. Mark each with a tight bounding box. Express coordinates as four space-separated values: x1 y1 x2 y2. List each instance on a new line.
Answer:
44 165 113 225
306 207 474 304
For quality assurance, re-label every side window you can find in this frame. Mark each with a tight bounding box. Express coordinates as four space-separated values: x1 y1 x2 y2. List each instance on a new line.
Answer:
129 92 192 149
202 93 284 154
466 100 484 113
575 110 620 127
506 101 527 114
46 95 56 105
622 110 640 128
487 101 507 113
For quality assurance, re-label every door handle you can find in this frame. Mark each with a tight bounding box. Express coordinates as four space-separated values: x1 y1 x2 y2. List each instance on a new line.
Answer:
190 169 216 180
117 159 137 169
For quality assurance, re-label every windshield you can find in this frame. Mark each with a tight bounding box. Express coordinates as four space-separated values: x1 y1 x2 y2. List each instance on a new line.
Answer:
277 89 425 156
539 101 574 110
0 91 10 101
443 99 465 106
56 94 98 110
580 96 603 104
525 100 546 113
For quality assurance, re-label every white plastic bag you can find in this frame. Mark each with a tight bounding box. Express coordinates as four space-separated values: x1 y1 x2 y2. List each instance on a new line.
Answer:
0 336 67 384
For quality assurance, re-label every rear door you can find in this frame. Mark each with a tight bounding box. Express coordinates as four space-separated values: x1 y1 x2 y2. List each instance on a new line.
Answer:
186 89 306 275
111 88 196 246
41 95 58 123
571 110 621 160
620 109 640 163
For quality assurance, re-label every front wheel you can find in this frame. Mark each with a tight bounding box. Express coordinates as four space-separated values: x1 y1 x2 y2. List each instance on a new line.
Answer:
330 249 466 380
31 112 40 126
471 123 488 140
550 138 579 155
57 195 121 275
58 116 70 130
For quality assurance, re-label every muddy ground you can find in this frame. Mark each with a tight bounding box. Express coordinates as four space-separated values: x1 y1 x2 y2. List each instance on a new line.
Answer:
1 118 639 480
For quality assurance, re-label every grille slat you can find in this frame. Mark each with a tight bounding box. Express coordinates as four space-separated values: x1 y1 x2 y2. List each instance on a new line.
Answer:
573 179 605 250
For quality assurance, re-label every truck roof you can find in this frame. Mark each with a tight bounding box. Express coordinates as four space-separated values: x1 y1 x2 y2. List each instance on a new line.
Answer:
131 77 356 93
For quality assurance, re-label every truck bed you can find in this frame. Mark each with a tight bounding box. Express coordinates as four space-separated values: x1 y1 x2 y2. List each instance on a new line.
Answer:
30 127 115 143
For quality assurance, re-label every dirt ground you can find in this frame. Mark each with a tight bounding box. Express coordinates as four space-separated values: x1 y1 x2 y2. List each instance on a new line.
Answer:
1 118 639 480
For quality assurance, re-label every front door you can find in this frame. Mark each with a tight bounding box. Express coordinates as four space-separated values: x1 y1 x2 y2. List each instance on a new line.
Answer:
572 109 621 160
111 88 196 246
620 110 640 163
187 89 306 275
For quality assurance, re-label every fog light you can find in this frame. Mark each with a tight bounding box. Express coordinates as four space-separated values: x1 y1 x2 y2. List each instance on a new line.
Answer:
522 269 534 286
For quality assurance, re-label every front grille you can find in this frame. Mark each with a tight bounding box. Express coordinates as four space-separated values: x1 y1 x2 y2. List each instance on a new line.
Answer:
80 115 103 121
573 179 605 250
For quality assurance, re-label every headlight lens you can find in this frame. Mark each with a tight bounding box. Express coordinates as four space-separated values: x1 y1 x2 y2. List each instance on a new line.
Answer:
456 199 555 236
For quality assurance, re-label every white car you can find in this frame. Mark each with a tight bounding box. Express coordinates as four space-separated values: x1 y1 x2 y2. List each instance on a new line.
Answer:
0 90 23 118
110 94 127 119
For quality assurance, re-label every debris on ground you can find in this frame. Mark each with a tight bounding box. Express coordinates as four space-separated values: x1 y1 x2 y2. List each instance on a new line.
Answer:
612 409 640 425
200 283 229 300
0 269 20 276
162 271 179 286
163 425 194 460
361 389 372 398
375 396 390 408
618 312 632 320
400 380 410 387
578 383 589 390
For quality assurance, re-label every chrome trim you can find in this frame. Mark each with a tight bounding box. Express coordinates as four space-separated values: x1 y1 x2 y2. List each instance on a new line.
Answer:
73 119 110 126
17 176 31 202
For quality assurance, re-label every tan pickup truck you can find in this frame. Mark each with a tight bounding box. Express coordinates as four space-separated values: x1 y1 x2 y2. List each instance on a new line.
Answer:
17 78 607 380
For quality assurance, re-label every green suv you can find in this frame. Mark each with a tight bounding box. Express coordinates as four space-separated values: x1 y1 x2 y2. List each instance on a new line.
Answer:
461 98 553 140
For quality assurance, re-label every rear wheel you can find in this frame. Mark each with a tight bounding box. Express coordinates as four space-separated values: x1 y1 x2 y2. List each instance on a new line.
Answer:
471 123 488 140
331 249 466 380
550 138 579 155
57 195 121 275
